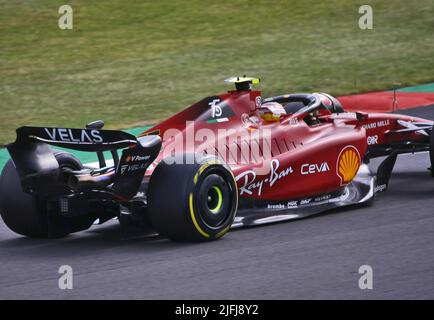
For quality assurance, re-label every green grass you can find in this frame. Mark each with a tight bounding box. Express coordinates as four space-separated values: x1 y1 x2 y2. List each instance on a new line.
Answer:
1 0 434 144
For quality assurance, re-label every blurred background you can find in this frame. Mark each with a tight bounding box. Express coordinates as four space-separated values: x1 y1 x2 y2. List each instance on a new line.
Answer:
1 0 434 144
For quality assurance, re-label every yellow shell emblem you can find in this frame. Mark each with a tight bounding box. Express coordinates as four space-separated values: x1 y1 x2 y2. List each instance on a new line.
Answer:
337 146 361 185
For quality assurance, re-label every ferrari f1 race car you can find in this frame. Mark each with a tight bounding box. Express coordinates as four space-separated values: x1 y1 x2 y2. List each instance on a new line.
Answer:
1 77 433 241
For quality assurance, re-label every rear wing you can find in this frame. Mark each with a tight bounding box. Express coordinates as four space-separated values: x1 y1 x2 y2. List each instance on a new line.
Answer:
3 126 161 199
12 126 138 151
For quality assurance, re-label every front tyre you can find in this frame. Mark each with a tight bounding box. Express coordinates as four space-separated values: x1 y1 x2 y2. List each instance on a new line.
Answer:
147 155 238 242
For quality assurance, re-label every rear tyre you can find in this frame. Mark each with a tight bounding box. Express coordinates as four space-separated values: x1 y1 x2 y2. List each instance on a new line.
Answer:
147 155 238 242
0 152 95 238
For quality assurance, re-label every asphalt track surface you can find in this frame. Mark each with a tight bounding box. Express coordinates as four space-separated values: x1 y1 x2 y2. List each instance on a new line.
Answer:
1 106 434 300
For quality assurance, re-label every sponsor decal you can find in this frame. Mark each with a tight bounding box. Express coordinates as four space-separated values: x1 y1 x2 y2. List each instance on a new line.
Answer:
120 164 129 175
127 155 150 162
301 162 330 175
44 128 103 143
377 120 390 127
336 145 361 186
120 155 151 175
267 203 286 209
120 163 149 175
265 194 335 210
287 201 298 208
363 119 390 130
236 159 293 196
209 99 222 118
300 198 312 205
367 135 378 145
374 184 387 193
314 194 331 202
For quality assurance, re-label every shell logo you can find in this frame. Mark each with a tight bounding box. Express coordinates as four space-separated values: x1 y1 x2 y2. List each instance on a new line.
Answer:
337 146 361 185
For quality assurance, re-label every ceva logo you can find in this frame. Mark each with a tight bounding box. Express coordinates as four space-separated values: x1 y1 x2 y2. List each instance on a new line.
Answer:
301 162 330 175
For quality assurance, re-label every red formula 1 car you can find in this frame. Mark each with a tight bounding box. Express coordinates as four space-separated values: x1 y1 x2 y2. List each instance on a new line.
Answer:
1 77 433 241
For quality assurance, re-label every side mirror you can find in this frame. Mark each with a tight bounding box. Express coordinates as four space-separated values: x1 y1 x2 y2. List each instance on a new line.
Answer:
86 120 105 130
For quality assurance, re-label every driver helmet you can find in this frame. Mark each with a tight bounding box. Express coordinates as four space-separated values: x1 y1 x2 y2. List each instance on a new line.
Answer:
258 102 286 122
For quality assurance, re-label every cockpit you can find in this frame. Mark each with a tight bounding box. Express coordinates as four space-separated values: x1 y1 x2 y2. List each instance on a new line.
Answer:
254 92 346 126
256 102 287 123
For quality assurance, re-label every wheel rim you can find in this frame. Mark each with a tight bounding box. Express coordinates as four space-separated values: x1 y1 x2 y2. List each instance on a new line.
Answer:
196 168 235 230
207 186 223 214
